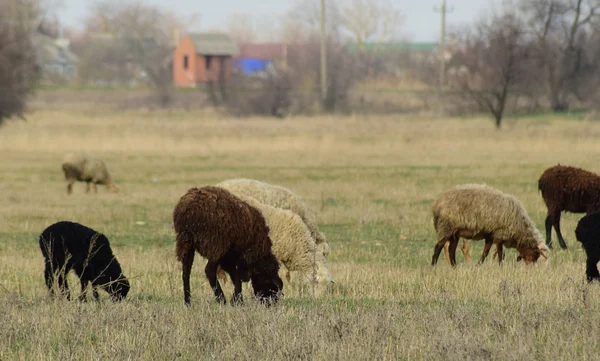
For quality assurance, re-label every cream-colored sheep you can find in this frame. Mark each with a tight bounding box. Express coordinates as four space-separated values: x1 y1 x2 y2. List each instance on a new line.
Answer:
244 196 334 285
215 178 329 257
62 152 119 194
213 186 334 286
432 184 549 266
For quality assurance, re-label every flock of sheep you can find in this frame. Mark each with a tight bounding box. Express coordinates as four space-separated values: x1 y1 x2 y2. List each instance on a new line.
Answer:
37 152 600 306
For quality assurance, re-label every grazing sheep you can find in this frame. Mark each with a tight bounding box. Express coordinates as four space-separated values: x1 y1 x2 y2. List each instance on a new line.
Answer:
215 178 329 257
215 188 334 286
173 186 283 306
575 211 600 282
432 184 550 266
62 152 119 194
538 165 600 249
39 221 130 301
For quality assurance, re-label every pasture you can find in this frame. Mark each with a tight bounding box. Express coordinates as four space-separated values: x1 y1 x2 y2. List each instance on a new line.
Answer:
2 109 600 360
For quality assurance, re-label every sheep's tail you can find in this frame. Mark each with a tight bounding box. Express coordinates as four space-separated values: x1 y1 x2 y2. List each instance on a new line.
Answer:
175 232 194 262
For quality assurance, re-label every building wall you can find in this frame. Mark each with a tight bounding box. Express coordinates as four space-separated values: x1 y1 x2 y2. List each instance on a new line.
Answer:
173 35 198 87
195 55 232 83
173 35 234 86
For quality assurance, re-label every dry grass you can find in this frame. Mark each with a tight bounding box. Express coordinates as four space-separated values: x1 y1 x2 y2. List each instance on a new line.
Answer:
2 109 600 360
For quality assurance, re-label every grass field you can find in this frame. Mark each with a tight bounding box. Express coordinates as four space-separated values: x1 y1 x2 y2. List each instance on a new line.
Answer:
2 109 600 360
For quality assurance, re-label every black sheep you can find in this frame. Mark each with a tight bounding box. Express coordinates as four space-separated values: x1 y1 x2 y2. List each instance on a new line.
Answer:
575 211 600 282
39 221 130 301
173 186 283 306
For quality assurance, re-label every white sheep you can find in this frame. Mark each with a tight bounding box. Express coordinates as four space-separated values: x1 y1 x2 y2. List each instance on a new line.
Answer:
215 180 334 286
215 178 329 257
62 152 119 194
432 184 549 266
242 196 334 285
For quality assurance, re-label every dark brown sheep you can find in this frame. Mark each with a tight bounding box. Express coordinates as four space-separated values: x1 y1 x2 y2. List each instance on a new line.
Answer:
173 186 283 306
538 165 600 249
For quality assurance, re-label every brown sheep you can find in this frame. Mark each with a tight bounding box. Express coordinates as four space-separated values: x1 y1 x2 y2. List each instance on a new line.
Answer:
538 165 600 249
62 152 119 194
173 186 283 306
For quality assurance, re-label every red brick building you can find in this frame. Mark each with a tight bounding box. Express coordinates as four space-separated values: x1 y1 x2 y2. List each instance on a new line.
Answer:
173 33 239 87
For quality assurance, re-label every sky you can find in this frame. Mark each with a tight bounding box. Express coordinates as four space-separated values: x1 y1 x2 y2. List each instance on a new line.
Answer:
54 0 498 42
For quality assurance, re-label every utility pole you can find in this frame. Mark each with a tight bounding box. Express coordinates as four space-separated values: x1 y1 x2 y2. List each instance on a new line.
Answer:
320 0 327 106
434 0 453 118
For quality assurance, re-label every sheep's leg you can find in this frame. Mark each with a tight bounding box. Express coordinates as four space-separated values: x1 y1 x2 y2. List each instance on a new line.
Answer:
551 211 568 249
86 182 91 193
432 237 451 266
496 243 504 265
447 237 459 266
461 239 472 263
181 250 195 305
545 213 554 249
205 260 226 304
583 244 600 282
478 237 494 264
586 258 600 282
443 242 451 264
43 262 55 295
221 262 243 306
58 275 70 301
66 181 74 195
92 183 98 193
79 279 89 302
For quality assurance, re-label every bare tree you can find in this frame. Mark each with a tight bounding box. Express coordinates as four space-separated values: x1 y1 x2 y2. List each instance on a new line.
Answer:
448 11 530 128
520 0 600 111
341 0 403 53
79 1 195 105
0 0 40 125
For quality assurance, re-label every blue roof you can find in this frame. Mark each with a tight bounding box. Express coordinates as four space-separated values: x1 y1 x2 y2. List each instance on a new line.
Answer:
234 58 272 75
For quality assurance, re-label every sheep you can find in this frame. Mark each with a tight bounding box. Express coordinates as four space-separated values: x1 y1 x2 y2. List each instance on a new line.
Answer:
431 184 550 266
173 186 284 306
214 178 329 257
62 152 119 194
575 211 600 282
538 164 600 250
214 186 334 286
39 221 130 301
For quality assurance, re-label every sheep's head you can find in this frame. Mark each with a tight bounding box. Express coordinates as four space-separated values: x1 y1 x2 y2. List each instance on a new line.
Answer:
106 276 130 301
250 254 284 305
251 274 283 305
517 245 550 264
317 241 330 259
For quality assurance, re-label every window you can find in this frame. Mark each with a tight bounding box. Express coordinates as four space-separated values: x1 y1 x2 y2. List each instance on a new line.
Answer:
183 55 189 69
205 56 212 70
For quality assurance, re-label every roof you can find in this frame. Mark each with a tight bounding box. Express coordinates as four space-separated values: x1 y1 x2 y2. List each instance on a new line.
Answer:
188 33 239 56
233 58 273 75
236 43 286 60
346 42 437 54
